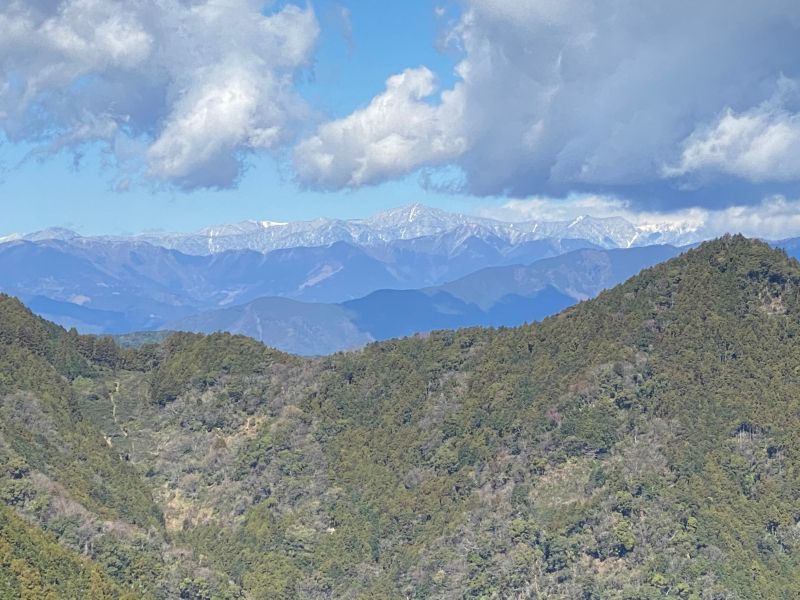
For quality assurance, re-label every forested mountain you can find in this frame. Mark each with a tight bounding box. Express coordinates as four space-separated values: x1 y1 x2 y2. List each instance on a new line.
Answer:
438 245 684 307
2 236 800 598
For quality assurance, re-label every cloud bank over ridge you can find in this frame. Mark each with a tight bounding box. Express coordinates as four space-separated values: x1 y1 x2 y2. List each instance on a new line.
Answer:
482 194 800 242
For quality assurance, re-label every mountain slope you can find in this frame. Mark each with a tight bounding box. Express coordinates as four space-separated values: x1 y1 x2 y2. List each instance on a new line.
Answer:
166 296 373 355
776 236 800 261
342 285 575 339
0 296 286 597
0 504 139 599
165 284 576 354
2 237 800 598
439 244 683 308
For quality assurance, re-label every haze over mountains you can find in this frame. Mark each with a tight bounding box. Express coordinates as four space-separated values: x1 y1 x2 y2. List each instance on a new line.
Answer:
4 237 800 598
169 245 683 354
2 204 800 354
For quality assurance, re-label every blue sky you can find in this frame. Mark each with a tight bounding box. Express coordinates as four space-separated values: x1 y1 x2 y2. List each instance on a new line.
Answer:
2 0 800 237
0 1 473 235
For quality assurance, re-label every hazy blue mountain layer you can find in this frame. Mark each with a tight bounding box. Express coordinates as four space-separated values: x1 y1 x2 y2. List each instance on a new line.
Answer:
0 234 598 333
165 246 684 354
3 213 798 355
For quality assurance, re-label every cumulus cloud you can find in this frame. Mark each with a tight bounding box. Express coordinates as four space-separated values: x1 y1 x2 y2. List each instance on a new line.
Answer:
704 196 800 239
666 80 800 182
294 0 800 204
481 194 800 241
293 67 467 189
0 0 319 189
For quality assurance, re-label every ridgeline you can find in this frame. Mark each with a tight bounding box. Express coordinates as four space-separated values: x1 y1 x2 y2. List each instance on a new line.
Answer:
1 235 799 599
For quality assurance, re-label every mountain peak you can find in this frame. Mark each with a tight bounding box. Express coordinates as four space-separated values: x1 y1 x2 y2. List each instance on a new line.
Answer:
685 233 774 257
3 204 732 257
258 220 287 228
22 227 82 242
367 203 452 225
610 234 799 313
197 219 287 236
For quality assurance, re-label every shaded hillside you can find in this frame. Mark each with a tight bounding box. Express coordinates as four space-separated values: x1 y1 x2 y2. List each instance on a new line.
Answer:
1 237 800 598
166 296 373 355
0 504 139 599
342 285 574 339
776 236 800 261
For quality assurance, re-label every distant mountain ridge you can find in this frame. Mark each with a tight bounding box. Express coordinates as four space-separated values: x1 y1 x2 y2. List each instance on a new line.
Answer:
7 203 705 254
0 235 602 334
3 205 800 354
167 245 684 354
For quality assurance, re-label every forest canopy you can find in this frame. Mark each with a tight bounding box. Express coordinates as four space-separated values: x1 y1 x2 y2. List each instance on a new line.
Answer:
0 236 799 598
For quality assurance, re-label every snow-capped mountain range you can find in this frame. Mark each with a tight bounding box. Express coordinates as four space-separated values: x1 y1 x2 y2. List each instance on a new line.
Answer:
2 203 706 254
2 203 799 354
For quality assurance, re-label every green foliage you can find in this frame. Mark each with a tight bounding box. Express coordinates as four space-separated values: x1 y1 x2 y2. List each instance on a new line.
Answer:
0 504 141 599
148 332 293 405
613 519 635 556
2 237 800 598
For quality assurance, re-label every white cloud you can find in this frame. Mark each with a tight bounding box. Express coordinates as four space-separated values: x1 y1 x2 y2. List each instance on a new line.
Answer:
666 80 800 182
483 195 633 223
0 0 319 189
147 63 273 186
480 194 800 241
479 194 709 237
294 67 467 189
702 196 800 240
294 0 800 201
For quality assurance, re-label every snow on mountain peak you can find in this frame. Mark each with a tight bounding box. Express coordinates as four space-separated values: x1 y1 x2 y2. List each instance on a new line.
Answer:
567 215 587 227
367 203 449 225
19 227 82 242
3 204 712 257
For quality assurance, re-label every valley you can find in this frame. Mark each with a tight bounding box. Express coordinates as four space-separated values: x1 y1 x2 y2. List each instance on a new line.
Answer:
1 237 799 597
